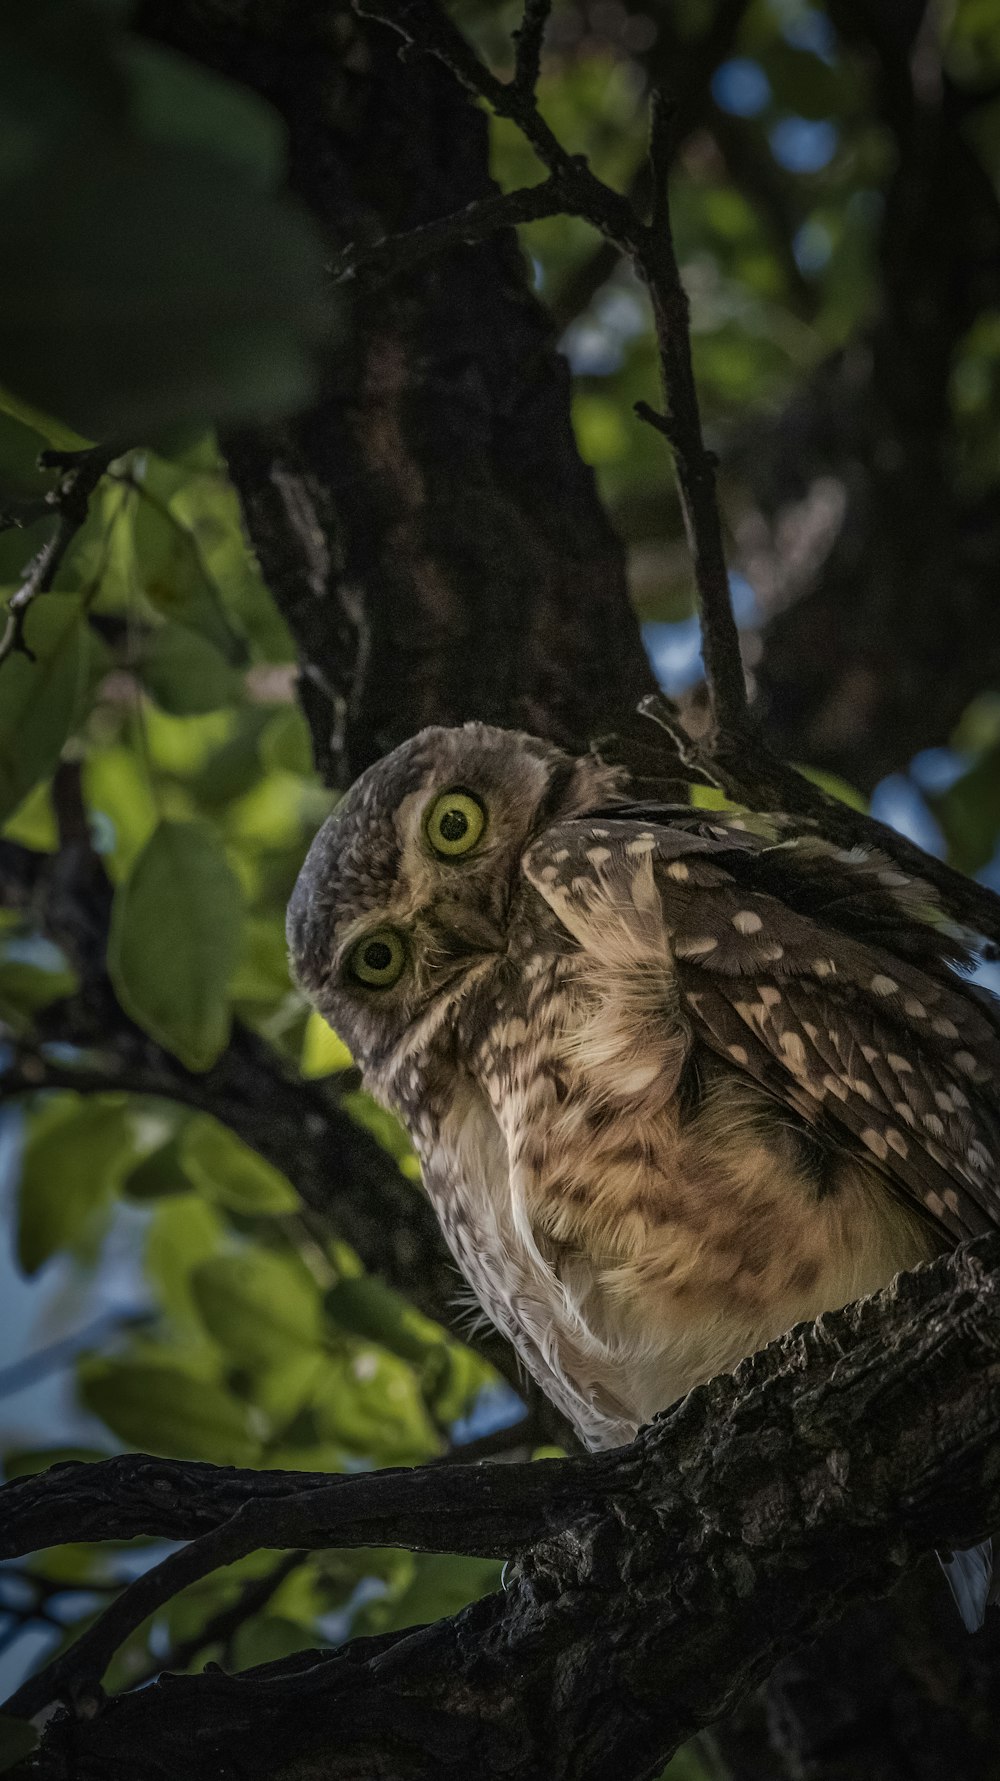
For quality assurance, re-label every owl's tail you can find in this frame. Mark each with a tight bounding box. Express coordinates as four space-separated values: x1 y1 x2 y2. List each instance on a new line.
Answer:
938 1539 997 1632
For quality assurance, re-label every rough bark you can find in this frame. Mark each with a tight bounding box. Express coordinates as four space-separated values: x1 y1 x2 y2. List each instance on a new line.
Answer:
12 1236 1000 1780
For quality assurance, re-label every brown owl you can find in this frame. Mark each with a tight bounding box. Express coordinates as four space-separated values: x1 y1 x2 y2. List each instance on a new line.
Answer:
287 722 1000 1624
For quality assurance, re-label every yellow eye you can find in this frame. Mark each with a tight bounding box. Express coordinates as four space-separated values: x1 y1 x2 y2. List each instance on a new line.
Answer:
425 789 486 858
349 927 407 988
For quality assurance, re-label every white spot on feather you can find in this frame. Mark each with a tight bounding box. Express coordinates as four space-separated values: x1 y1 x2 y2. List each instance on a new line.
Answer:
870 974 898 997
732 910 763 935
674 935 719 958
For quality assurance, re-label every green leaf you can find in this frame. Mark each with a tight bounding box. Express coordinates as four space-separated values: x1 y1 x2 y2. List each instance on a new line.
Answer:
313 1352 438 1463
300 1011 353 1077
17 1096 138 1275
182 1116 299 1214
145 1193 225 1328
325 1277 445 1368
108 820 243 1071
928 746 1000 875
79 1358 259 1464
261 707 314 777
0 1714 38 1774
0 141 330 440
0 596 109 824
0 930 77 1024
191 1251 323 1367
230 1615 314 1671
124 42 286 189
0 384 88 451
122 1133 194 1201
141 622 242 715
132 487 246 665
793 764 868 813
372 1552 502 1636
83 744 157 880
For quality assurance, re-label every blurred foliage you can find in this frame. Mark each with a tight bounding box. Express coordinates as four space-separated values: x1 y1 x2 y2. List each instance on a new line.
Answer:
0 415 506 1689
1 0 1000 1769
0 0 330 442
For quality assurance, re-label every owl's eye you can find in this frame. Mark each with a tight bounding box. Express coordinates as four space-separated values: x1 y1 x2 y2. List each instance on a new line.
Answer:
349 927 407 988
425 789 486 858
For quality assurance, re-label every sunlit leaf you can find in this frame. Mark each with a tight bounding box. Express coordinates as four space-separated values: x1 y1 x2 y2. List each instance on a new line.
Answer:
313 1352 438 1463
122 1133 194 1201
79 1357 259 1464
141 622 242 715
192 1251 323 1365
133 487 246 665
17 1095 138 1275
108 820 243 1071
145 1194 225 1329
301 1011 353 1078
182 1116 299 1214
0 596 108 824
325 1276 445 1368
83 746 157 880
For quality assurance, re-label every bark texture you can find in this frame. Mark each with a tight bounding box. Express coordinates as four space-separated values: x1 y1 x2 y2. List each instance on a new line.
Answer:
13 1237 1000 1780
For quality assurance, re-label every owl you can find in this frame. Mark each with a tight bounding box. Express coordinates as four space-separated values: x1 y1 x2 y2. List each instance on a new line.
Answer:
287 721 1000 1622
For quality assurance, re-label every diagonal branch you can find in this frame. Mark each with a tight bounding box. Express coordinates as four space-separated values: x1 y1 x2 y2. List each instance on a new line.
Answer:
330 179 566 287
12 1233 1000 1778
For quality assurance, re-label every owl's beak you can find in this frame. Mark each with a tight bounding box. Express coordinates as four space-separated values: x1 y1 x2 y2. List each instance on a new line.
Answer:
435 903 505 956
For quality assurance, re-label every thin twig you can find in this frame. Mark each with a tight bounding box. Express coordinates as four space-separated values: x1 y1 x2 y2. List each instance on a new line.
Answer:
125 1550 307 1689
512 0 552 96
0 443 125 668
330 179 566 286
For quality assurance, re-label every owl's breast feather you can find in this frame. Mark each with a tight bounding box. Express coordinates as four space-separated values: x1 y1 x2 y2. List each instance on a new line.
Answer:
423 915 937 1445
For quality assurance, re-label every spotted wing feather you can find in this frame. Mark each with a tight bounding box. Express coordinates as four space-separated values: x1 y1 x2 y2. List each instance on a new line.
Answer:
525 811 1000 1245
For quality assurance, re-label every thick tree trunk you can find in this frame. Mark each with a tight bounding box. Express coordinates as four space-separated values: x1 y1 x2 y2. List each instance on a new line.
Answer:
140 0 654 785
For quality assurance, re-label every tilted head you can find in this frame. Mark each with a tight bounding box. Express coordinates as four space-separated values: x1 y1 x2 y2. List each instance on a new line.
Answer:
287 723 623 1091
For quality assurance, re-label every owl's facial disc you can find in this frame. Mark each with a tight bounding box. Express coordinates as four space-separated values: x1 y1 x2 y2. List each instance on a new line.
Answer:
286 722 625 1079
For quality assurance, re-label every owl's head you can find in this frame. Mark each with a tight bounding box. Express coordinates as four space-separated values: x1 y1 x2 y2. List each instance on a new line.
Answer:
287 722 621 1086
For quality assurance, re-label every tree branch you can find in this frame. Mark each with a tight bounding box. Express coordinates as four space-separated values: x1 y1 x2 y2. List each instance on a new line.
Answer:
330 179 566 288
0 443 124 667
12 1234 1000 1777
